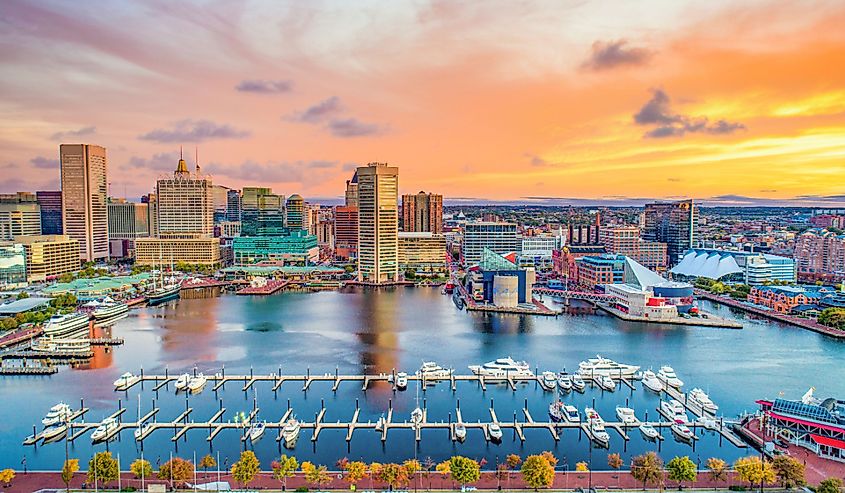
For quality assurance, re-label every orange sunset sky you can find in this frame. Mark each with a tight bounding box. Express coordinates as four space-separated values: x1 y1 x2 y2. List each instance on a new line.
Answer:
1 0 844 206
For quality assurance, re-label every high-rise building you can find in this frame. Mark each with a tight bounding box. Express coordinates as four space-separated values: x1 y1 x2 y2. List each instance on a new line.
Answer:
334 206 358 260
0 193 41 241
241 187 285 236
155 154 214 238
599 226 668 271
60 143 108 262
794 229 845 281
141 193 158 237
226 189 242 222
16 234 80 282
212 185 230 223
356 163 399 283
401 191 443 234
345 172 359 207
108 199 150 258
304 203 320 236
399 232 447 274
317 217 335 251
286 194 304 230
462 222 521 265
642 199 697 266
36 191 63 235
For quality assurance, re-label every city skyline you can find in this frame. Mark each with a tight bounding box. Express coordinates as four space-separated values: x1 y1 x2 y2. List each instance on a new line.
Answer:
2 1 845 207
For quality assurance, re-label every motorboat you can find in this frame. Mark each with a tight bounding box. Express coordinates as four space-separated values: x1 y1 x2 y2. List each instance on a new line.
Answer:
395 372 409 390
661 399 687 419
689 388 719 414
375 415 386 431
43 312 90 339
577 355 640 378
113 372 140 389
548 401 565 422
282 418 301 448
134 422 153 441
41 423 68 442
571 374 586 392
658 366 684 388
541 371 557 391
411 407 424 425
454 422 467 442
174 373 191 392
585 408 609 446
597 375 616 392
563 405 580 423
641 370 664 393
671 420 694 442
488 423 503 442
248 421 266 442
42 403 72 427
187 373 208 393
639 423 660 441
557 374 573 392
416 362 451 380
468 357 533 378
696 415 718 430
615 406 640 426
91 417 119 443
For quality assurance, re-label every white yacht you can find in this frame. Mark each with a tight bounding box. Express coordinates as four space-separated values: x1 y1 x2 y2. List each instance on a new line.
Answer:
639 423 660 440
641 370 664 393
174 373 191 392
454 422 467 442
548 401 565 422
557 374 573 392
541 371 557 391
696 415 718 430
91 417 119 443
113 372 140 389
468 357 533 378
488 423 503 441
563 404 580 423
42 403 72 427
134 422 153 441
41 423 68 442
411 407 424 425
187 373 207 393
416 362 451 380
248 421 266 442
578 355 640 377
671 420 694 442
661 399 688 420
597 375 616 392
571 374 586 392
585 408 609 446
688 388 718 414
43 312 90 339
615 406 640 426
375 415 386 431
658 366 684 388
282 418 301 448
395 372 409 390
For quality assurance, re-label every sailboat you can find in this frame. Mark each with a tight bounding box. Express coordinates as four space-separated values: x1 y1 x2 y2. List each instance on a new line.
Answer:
146 244 180 306
410 379 424 425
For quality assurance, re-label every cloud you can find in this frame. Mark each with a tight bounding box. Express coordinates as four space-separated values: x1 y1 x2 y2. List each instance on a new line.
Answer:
288 96 343 123
30 156 59 169
582 39 652 71
235 79 293 94
49 125 96 141
634 89 746 138
127 151 182 171
139 119 250 143
204 159 341 186
523 153 548 166
327 118 383 138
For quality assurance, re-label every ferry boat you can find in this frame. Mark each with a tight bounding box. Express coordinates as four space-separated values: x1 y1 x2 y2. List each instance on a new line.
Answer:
454 422 467 442
557 373 573 392
661 399 688 420
615 406 641 426
671 420 694 442
488 422 503 442
42 403 72 427
113 372 140 389
91 417 119 443
416 362 451 380
577 355 640 377
469 357 533 378
87 298 129 321
597 375 616 392
639 423 660 441
248 421 266 442
641 370 664 393
548 401 565 422
563 405 580 422
43 312 90 339
658 366 684 388
146 283 180 306
174 373 191 392
571 374 586 392
584 408 610 446
187 373 208 393
689 388 718 414
282 418 301 448
395 372 409 390
33 336 91 354
541 371 557 391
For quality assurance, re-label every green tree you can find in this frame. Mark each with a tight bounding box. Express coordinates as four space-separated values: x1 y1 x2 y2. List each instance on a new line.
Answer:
666 456 697 488
630 452 663 490
520 454 555 490
158 457 195 485
198 454 216 476
449 456 480 487
772 455 805 488
62 459 79 490
231 451 261 488
272 455 299 490
734 456 775 489
130 459 152 479
818 308 845 330
706 458 728 484
344 460 368 486
16 291 29 300
88 451 120 486
817 477 843 493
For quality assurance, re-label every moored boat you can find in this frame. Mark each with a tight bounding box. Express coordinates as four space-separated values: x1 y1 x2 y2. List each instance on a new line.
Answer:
43 312 90 339
597 375 616 392
689 388 718 414
416 362 451 380
41 403 72 427
658 366 684 388
571 374 586 392
91 417 119 443
641 370 664 393
578 355 640 377
187 373 207 393
671 420 694 442
454 422 467 442
639 423 660 440
248 421 266 442
174 373 190 392
563 405 580 423
468 357 533 378
541 371 557 391
395 372 409 390
488 422 503 442
113 372 140 389
548 401 565 422
557 373 573 392
615 406 640 426
282 418 301 448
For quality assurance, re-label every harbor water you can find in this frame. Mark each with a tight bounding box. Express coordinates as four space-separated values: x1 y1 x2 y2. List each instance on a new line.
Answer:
2 286 844 470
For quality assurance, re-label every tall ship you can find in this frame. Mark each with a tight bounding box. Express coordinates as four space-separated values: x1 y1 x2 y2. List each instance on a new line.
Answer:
42 312 90 339
577 355 640 377
146 273 181 306
468 357 533 378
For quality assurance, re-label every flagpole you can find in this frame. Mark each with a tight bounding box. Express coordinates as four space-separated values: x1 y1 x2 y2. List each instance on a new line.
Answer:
141 450 145 492
194 451 197 487
117 452 121 491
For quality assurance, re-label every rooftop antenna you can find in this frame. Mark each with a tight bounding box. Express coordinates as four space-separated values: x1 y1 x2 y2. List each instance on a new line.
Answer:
195 146 200 176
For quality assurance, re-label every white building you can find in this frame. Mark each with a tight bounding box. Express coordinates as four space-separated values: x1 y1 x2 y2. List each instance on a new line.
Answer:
671 248 796 285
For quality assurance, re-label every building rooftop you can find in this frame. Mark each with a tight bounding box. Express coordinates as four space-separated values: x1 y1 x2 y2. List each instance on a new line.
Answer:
0 297 52 315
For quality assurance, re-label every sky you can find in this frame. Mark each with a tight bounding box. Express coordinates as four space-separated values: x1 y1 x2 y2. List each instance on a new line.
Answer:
1 0 844 206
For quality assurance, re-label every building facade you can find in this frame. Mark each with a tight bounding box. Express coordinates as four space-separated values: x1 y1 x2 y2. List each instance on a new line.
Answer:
0 243 27 287
286 194 304 230
794 229 845 282
599 226 668 271
334 206 358 260
60 143 108 262
16 235 80 282
0 193 41 241
461 222 521 265
401 191 443 234
575 254 626 289
36 191 63 235
156 156 214 238
241 187 285 236
356 163 399 283
232 231 319 266
226 189 242 222
398 232 447 274
642 199 697 266
134 237 222 267
107 200 150 258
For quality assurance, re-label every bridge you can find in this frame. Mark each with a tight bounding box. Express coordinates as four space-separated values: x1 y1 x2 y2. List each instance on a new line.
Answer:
532 288 614 302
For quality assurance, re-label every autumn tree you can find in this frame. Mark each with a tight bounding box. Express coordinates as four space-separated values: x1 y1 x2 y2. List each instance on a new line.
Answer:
344 461 368 486
0 469 15 487
158 456 195 486
666 456 697 488
271 455 299 490
62 459 79 490
88 451 120 487
817 477 843 493
630 452 663 490
575 462 589 472
403 459 421 488
379 463 410 489
707 458 728 484
772 455 805 488
302 461 332 488
130 459 152 479
449 456 481 487
231 451 261 489
199 454 216 477
520 454 555 490
734 456 775 490
607 453 624 470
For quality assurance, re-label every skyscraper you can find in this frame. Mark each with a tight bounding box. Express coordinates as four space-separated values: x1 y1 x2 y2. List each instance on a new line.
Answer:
226 189 242 222
0 192 41 241
60 143 108 262
642 199 697 265
345 172 359 207
241 187 285 236
155 154 214 238
357 163 399 283
401 191 443 233
286 194 304 230
334 206 358 260
36 191 63 235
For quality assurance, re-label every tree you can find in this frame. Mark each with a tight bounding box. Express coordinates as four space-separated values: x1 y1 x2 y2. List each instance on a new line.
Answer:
666 456 697 488
817 477 843 493
379 463 410 489
819 308 845 330
607 453 624 470
302 461 332 488
403 459 421 488
344 461 368 486
62 459 80 490
575 462 589 472
520 455 555 490
158 457 195 485
16 291 29 300
631 452 664 490
772 455 805 488
0 469 15 486
449 456 480 487
539 451 558 467
734 456 775 489
88 451 120 486
271 455 299 490
231 451 261 488
506 454 522 469
130 459 152 479
199 454 216 476
706 458 728 484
